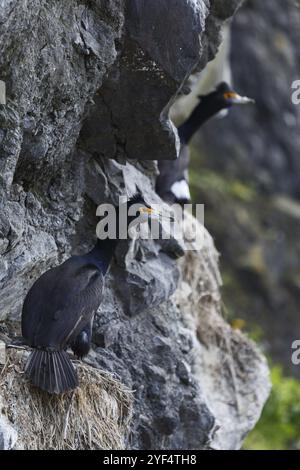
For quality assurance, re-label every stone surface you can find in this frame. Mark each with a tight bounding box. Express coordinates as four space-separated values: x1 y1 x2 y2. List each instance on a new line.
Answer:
174 215 270 449
0 0 270 450
91 215 270 450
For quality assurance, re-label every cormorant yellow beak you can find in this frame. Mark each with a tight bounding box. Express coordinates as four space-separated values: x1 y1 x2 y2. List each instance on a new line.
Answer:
224 91 255 105
139 207 175 222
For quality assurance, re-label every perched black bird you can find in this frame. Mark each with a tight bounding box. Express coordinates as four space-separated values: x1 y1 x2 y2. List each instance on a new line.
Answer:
156 82 254 204
22 195 167 394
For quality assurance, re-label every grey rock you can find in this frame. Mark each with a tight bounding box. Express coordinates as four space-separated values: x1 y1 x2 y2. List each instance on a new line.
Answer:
174 217 271 449
176 360 192 385
0 0 270 450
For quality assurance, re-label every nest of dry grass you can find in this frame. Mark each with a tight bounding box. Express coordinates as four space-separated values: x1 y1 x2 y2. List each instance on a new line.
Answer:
0 348 133 450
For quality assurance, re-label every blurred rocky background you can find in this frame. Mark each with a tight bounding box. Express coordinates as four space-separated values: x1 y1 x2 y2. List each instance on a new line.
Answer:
182 0 300 449
0 0 271 450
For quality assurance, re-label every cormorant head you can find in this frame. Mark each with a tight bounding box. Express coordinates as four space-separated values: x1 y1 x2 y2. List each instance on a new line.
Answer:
198 82 255 111
126 193 174 224
96 194 174 242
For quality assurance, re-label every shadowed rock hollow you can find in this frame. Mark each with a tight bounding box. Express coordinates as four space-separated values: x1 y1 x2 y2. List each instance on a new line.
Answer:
0 0 270 449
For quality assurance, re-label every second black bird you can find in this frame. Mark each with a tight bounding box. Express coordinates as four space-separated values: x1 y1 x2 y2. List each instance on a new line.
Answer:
156 82 254 205
21 195 169 394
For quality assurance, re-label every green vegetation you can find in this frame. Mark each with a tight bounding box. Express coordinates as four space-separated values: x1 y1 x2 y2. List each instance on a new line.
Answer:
189 167 255 203
190 147 300 451
244 366 300 450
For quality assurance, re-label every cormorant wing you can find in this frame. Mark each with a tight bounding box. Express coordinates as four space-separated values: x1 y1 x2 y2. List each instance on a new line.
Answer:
22 256 104 349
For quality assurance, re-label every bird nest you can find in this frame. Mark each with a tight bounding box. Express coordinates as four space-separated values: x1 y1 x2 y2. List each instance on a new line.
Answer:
0 348 133 450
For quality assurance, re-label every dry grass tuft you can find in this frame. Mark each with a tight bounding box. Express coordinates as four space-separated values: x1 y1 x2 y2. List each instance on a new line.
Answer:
0 349 133 450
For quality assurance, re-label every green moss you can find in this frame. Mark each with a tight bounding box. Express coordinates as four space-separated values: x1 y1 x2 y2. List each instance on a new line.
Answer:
190 168 228 194
229 180 255 202
247 324 264 343
189 167 256 203
244 366 300 450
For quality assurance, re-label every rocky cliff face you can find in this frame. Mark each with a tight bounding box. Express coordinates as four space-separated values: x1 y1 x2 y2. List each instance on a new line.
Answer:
0 0 270 449
189 0 300 377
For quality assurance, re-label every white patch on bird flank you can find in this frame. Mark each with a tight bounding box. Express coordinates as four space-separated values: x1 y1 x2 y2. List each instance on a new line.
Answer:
171 179 191 202
216 108 229 119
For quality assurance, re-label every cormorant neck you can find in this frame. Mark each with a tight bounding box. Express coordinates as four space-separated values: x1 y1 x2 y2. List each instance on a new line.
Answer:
88 201 144 274
88 238 119 275
178 100 223 144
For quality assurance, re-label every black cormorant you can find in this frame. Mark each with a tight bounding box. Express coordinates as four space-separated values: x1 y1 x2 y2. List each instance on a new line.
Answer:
156 82 254 204
21 195 167 394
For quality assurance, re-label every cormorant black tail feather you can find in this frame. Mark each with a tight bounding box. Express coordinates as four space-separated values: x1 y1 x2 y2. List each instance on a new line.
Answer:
25 349 78 394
